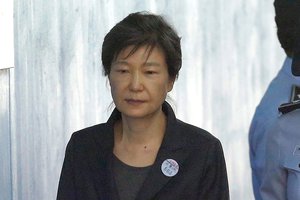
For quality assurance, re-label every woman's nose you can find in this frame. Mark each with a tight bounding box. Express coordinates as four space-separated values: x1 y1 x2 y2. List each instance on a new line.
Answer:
129 72 143 91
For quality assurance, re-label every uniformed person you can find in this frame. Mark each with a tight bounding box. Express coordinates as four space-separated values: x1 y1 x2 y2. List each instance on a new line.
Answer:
249 1 300 199
260 22 300 200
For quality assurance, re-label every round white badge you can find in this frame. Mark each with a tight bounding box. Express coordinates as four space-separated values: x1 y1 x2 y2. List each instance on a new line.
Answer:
161 159 179 177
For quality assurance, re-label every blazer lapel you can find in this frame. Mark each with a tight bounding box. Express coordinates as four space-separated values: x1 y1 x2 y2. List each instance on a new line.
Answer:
86 109 121 200
135 147 190 200
136 102 190 200
86 126 114 199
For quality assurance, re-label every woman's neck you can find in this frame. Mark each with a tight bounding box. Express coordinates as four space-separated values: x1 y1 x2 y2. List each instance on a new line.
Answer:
117 109 167 146
113 108 167 167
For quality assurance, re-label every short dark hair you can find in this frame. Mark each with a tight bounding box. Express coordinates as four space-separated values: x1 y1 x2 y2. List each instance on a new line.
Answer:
274 0 300 57
101 12 182 80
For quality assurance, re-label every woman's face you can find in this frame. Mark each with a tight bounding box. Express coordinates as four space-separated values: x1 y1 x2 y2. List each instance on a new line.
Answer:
109 45 174 119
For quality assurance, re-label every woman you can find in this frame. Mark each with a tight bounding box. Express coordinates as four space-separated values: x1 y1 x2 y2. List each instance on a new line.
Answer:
57 12 229 200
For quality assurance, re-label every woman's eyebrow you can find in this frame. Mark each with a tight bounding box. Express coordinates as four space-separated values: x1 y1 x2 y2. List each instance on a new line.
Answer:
143 61 162 67
112 60 129 66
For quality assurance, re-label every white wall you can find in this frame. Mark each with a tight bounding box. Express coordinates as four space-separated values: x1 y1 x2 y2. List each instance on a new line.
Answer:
9 0 285 199
0 0 14 69
0 0 14 199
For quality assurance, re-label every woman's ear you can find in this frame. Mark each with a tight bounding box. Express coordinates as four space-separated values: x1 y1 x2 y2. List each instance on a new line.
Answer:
167 78 175 92
107 73 112 86
106 77 111 87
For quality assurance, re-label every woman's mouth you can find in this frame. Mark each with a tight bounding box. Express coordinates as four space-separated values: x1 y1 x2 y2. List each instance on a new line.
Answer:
125 99 146 105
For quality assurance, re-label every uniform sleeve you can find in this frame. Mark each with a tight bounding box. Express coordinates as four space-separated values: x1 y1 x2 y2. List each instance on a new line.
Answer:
57 135 77 200
249 115 272 200
249 116 259 164
198 140 229 200
260 122 287 200
249 117 261 188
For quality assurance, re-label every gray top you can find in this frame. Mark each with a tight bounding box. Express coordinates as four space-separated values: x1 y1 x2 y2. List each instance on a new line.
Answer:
113 155 152 200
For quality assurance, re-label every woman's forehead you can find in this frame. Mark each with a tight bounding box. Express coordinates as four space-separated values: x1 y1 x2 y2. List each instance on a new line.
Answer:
115 44 165 60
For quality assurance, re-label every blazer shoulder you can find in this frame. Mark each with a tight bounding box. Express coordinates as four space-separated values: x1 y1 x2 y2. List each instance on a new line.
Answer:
72 123 107 136
176 119 220 146
69 122 113 147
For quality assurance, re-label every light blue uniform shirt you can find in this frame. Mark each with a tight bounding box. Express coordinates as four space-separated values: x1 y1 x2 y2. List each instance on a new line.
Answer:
260 109 300 200
249 57 300 200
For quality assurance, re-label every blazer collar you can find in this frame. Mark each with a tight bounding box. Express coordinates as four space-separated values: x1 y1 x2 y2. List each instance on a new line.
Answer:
105 101 188 150
160 101 188 150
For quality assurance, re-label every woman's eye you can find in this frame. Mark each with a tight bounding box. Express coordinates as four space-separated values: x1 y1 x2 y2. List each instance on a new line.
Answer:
146 71 157 75
117 69 129 73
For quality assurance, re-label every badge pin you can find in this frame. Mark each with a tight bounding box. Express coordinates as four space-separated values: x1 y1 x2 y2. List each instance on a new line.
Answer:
161 159 179 177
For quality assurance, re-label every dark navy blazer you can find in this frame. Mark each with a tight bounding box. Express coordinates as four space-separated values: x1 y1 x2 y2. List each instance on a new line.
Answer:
57 102 229 200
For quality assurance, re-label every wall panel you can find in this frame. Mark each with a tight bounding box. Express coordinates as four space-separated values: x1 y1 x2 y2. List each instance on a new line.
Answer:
0 69 12 200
